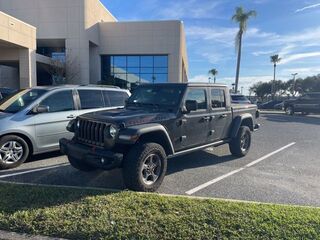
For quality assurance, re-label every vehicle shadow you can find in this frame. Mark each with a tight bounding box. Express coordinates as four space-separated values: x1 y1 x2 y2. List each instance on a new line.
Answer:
167 150 237 175
26 151 63 163
264 113 320 125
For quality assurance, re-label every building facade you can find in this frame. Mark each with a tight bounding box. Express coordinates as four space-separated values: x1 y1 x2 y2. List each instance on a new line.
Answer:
0 0 188 89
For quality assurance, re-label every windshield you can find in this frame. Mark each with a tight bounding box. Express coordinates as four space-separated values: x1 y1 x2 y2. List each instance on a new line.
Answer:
0 89 47 114
232 95 249 101
127 85 186 109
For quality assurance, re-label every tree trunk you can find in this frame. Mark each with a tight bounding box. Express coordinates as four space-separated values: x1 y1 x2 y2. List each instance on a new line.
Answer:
214 76 216 84
272 64 276 100
235 32 242 94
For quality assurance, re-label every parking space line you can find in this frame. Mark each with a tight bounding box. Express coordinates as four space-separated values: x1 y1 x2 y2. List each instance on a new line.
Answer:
185 142 296 195
0 163 70 179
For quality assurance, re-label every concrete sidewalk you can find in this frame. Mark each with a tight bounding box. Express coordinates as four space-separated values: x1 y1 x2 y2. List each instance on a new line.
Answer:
0 230 67 240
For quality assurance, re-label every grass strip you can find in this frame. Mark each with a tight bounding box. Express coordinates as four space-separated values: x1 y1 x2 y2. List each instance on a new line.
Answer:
0 182 319 239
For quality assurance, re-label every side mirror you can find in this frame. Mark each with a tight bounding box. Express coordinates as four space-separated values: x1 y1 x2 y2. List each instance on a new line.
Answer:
185 100 198 113
33 105 49 114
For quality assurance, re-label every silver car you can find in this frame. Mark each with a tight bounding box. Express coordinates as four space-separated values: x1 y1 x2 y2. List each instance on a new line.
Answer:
0 85 130 169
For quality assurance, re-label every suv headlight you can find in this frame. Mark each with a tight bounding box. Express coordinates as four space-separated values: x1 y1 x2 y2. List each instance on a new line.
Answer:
109 125 117 138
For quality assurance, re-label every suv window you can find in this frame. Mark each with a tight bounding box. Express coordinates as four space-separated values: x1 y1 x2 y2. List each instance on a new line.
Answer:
185 88 207 110
78 90 104 109
103 91 128 107
40 90 74 112
211 89 226 108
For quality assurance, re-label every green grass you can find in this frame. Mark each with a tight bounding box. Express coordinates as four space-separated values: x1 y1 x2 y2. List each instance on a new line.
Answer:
0 183 319 239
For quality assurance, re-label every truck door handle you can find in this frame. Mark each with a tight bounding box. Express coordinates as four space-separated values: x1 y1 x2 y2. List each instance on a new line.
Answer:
67 115 75 119
220 114 227 118
202 116 211 121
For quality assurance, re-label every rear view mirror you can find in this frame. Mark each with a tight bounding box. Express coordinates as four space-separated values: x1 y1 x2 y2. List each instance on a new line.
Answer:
185 100 198 112
34 105 49 114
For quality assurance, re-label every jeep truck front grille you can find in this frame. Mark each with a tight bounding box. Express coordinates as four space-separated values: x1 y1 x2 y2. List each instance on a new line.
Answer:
77 119 106 147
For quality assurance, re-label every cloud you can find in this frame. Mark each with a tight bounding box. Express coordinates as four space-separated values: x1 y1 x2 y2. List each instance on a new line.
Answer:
281 67 320 76
157 0 221 19
295 3 320 13
280 52 320 64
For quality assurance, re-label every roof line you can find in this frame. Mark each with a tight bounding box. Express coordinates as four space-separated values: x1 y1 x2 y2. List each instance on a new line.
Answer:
97 0 118 22
0 11 36 29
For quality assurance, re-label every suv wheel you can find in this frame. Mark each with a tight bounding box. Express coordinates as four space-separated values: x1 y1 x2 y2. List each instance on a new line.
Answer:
285 106 294 115
229 126 251 157
0 135 29 169
68 156 96 172
123 142 167 192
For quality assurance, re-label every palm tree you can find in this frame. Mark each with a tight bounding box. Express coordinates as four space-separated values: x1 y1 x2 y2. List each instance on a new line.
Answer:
208 68 218 83
270 54 281 98
232 7 257 93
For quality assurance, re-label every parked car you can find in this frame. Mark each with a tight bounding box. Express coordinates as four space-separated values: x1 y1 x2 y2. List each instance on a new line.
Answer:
60 83 260 192
283 92 320 115
258 100 283 110
274 102 284 110
0 88 17 100
231 94 251 104
0 85 130 169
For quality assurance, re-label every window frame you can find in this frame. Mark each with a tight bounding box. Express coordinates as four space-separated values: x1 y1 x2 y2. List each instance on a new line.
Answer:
183 87 208 113
210 88 227 110
39 89 76 113
77 89 105 110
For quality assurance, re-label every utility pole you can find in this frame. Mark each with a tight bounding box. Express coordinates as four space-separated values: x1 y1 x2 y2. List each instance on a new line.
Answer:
241 86 244 94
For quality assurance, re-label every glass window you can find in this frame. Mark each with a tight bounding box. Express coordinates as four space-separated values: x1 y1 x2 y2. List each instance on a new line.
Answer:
127 56 140 67
154 74 168 83
211 89 226 108
101 55 168 89
113 56 126 68
78 90 104 109
154 68 168 74
40 90 74 112
186 88 207 110
104 91 129 107
141 56 153 67
154 56 168 67
0 89 47 113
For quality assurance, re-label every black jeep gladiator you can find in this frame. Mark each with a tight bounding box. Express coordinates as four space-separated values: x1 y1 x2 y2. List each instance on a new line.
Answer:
60 83 260 192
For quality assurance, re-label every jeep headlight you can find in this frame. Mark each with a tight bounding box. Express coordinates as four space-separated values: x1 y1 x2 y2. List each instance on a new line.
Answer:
66 119 76 132
109 125 117 138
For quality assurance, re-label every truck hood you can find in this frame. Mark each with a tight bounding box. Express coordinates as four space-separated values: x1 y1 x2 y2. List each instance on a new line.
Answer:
80 108 176 128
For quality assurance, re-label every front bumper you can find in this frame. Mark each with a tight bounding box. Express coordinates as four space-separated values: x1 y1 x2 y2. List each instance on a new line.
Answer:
254 123 260 132
59 138 123 170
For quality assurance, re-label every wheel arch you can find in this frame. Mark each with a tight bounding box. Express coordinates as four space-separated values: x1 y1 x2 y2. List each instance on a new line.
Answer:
118 123 174 156
0 132 34 155
230 114 254 138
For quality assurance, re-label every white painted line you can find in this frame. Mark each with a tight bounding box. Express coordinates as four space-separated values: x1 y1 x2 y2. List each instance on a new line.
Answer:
186 142 296 195
245 142 296 167
0 163 70 179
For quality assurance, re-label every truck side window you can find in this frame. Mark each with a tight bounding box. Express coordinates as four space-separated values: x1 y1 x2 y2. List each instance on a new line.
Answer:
185 88 207 110
211 89 226 108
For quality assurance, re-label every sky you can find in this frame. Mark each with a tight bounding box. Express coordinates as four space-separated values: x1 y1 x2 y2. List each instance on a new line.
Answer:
101 0 320 94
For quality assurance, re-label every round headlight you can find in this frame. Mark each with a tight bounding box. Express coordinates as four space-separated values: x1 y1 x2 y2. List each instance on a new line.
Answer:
109 125 117 138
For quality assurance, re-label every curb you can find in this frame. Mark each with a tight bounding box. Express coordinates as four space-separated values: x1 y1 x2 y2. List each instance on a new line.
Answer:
0 230 67 240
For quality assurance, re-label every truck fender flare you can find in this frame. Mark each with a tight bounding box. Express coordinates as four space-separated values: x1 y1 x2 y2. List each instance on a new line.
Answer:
118 123 175 154
230 114 254 138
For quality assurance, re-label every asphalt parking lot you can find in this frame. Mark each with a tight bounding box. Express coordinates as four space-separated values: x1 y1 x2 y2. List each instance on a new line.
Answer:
1 112 320 207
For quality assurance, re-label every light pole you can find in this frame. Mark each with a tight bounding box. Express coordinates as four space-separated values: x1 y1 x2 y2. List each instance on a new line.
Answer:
241 86 244 94
208 77 212 83
292 73 298 96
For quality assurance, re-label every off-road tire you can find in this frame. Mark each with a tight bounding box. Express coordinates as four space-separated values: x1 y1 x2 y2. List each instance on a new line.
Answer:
229 126 251 157
123 142 167 192
0 135 29 170
285 106 294 115
68 156 96 172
